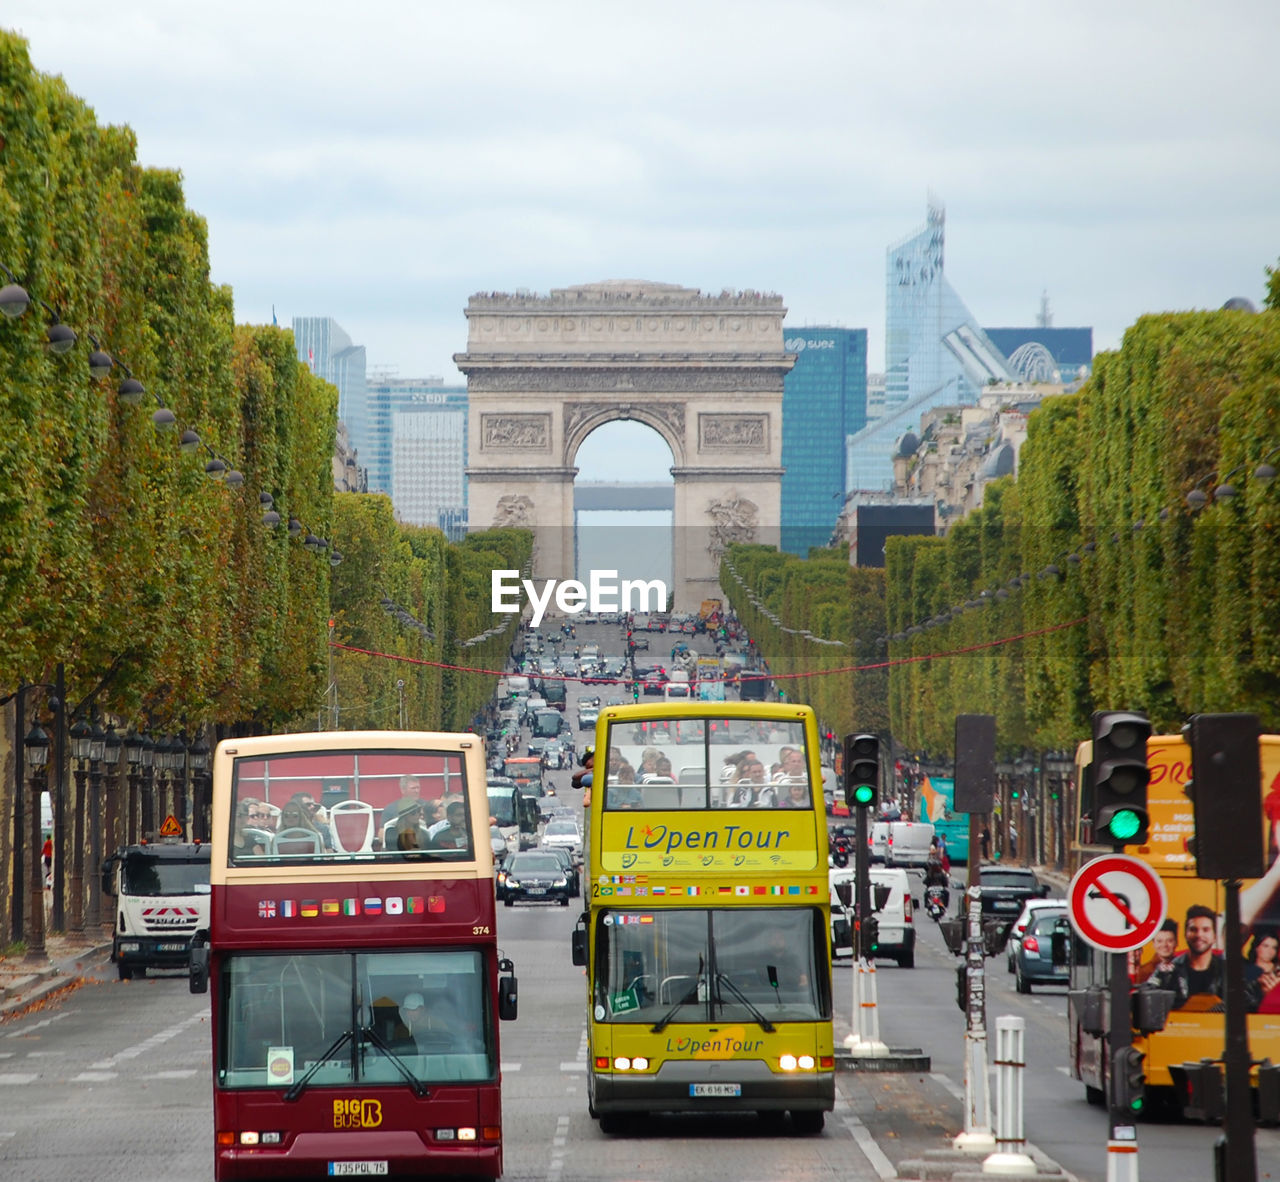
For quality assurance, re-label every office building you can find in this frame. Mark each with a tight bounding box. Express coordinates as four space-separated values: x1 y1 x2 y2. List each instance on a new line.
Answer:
292 316 369 459
365 375 469 537
846 201 1013 491
779 327 868 555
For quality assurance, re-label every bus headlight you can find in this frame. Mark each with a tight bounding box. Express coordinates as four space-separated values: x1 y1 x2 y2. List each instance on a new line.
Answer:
631 1056 649 1070
614 1056 631 1070
779 1054 798 1071
798 1054 815 1070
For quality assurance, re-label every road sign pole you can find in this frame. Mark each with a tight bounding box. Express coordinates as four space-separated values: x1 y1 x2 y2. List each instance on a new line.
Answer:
954 884 995 1152
1220 878 1257 1182
1107 949 1139 1182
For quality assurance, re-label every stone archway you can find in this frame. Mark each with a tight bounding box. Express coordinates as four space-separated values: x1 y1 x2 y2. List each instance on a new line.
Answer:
457 281 793 612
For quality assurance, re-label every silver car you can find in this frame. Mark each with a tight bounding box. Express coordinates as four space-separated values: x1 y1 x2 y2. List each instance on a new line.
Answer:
540 818 583 862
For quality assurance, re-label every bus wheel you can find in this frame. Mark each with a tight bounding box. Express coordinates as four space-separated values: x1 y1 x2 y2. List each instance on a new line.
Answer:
792 1110 825 1135
117 962 133 981
1085 1083 1105 1107
597 1113 625 1135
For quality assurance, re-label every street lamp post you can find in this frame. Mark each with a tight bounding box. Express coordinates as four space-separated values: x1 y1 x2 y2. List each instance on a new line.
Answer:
23 721 49 964
86 720 108 929
140 734 156 839
188 733 210 842
68 717 92 934
124 729 144 844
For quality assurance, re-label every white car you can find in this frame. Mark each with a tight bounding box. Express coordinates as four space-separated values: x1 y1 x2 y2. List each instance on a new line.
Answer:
1005 898 1068 971
829 866 915 968
540 818 583 862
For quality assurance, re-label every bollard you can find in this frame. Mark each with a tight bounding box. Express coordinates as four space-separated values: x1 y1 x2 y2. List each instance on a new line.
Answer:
983 1015 1035 1175
844 956 889 1055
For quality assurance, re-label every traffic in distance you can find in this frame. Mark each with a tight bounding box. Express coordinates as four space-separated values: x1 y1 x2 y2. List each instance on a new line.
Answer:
10 607 1279 1180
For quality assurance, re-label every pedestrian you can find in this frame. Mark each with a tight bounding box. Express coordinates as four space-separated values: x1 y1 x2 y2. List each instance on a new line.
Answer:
980 825 991 862
41 835 53 886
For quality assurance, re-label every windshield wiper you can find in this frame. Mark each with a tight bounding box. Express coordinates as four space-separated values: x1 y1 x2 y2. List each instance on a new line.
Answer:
714 972 775 1032
360 1025 429 1097
651 956 703 1034
284 1029 354 1101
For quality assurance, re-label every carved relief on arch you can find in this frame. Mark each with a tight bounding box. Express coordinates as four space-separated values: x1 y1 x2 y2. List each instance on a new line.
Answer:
563 400 686 466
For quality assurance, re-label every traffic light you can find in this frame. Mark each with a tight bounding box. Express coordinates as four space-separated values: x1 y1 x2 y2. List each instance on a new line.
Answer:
843 733 880 810
1091 710 1151 848
860 914 879 959
1182 712 1264 879
1112 1045 1146 1115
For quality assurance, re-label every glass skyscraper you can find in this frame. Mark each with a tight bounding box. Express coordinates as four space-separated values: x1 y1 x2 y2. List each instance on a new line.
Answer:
846 202 1013 491
780 326 867 555
291 316 369 460
365 376 468 537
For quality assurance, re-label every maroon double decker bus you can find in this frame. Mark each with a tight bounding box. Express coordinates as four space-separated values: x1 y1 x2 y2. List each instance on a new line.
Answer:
190 730 517 1180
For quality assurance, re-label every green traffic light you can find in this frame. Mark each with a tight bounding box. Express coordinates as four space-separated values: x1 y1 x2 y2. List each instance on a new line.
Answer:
1108 809 1143 842
852 784 875 806
1129 1097 1144 1113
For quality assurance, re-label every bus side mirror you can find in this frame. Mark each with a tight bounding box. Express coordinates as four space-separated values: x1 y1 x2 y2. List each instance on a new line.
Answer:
498 958 518 1021
189 940 210 994
571 925 588 967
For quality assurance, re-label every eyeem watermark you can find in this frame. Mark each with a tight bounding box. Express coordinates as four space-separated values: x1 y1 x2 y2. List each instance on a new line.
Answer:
492 570 668 628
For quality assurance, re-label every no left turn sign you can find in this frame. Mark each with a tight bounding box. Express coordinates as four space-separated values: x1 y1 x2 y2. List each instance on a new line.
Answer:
1067 854 1168 953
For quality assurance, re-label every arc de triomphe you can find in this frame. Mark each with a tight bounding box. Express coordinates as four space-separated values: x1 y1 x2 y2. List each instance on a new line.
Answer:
456 281 793 612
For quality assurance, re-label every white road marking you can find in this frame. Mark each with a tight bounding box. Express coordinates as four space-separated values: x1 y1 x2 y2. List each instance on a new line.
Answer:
545 1113 571 1182
560 1061 586 1072
841 1112 897 1180
72 1072 118 1082
0 1074 39 1085
144 1069 198 1079
4 1011 72 1038
88 1009 206 1070
501 1062 521 1072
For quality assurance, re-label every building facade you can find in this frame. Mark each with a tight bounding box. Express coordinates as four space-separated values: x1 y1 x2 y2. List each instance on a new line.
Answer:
779 326 868 555
391 397 468 537
292 316 369 459
845 201 1014 492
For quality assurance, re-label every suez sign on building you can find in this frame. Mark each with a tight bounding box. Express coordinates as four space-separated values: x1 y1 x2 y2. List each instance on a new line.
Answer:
784 336 838 353
492 569 668 628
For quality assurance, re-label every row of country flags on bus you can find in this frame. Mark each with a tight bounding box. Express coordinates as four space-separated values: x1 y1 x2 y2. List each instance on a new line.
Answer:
596 882 820 898
257 896 445 919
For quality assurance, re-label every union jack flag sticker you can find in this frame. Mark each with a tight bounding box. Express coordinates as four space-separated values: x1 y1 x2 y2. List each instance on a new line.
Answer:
258 900 276 919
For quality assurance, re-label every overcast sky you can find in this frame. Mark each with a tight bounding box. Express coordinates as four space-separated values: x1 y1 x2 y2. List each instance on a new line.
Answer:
8 2 1279 480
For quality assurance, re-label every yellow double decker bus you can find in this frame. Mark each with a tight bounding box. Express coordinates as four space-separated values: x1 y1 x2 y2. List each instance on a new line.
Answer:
570 701 834 1134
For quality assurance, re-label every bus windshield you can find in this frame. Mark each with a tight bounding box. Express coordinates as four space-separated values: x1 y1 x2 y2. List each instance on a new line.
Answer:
219 949 492 1090
601 715 812 810
121 852 211 896
594 907 825 1026
227 747 475 866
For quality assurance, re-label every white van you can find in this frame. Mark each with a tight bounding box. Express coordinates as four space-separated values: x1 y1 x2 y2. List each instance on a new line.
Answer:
869 821 890 863
886 820 935 868
829 865 915 968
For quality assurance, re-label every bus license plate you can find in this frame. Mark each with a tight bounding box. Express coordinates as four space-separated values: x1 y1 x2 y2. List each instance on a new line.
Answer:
690 1083 741 1097
328 1163 387 1176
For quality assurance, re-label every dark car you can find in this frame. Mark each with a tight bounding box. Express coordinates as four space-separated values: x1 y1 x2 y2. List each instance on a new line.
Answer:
502 852 573 907
1013 909 1071 993
541 845 581 898
977 865 1049 927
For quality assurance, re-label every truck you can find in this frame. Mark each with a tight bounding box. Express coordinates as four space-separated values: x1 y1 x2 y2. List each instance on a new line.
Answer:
101 840 211 980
